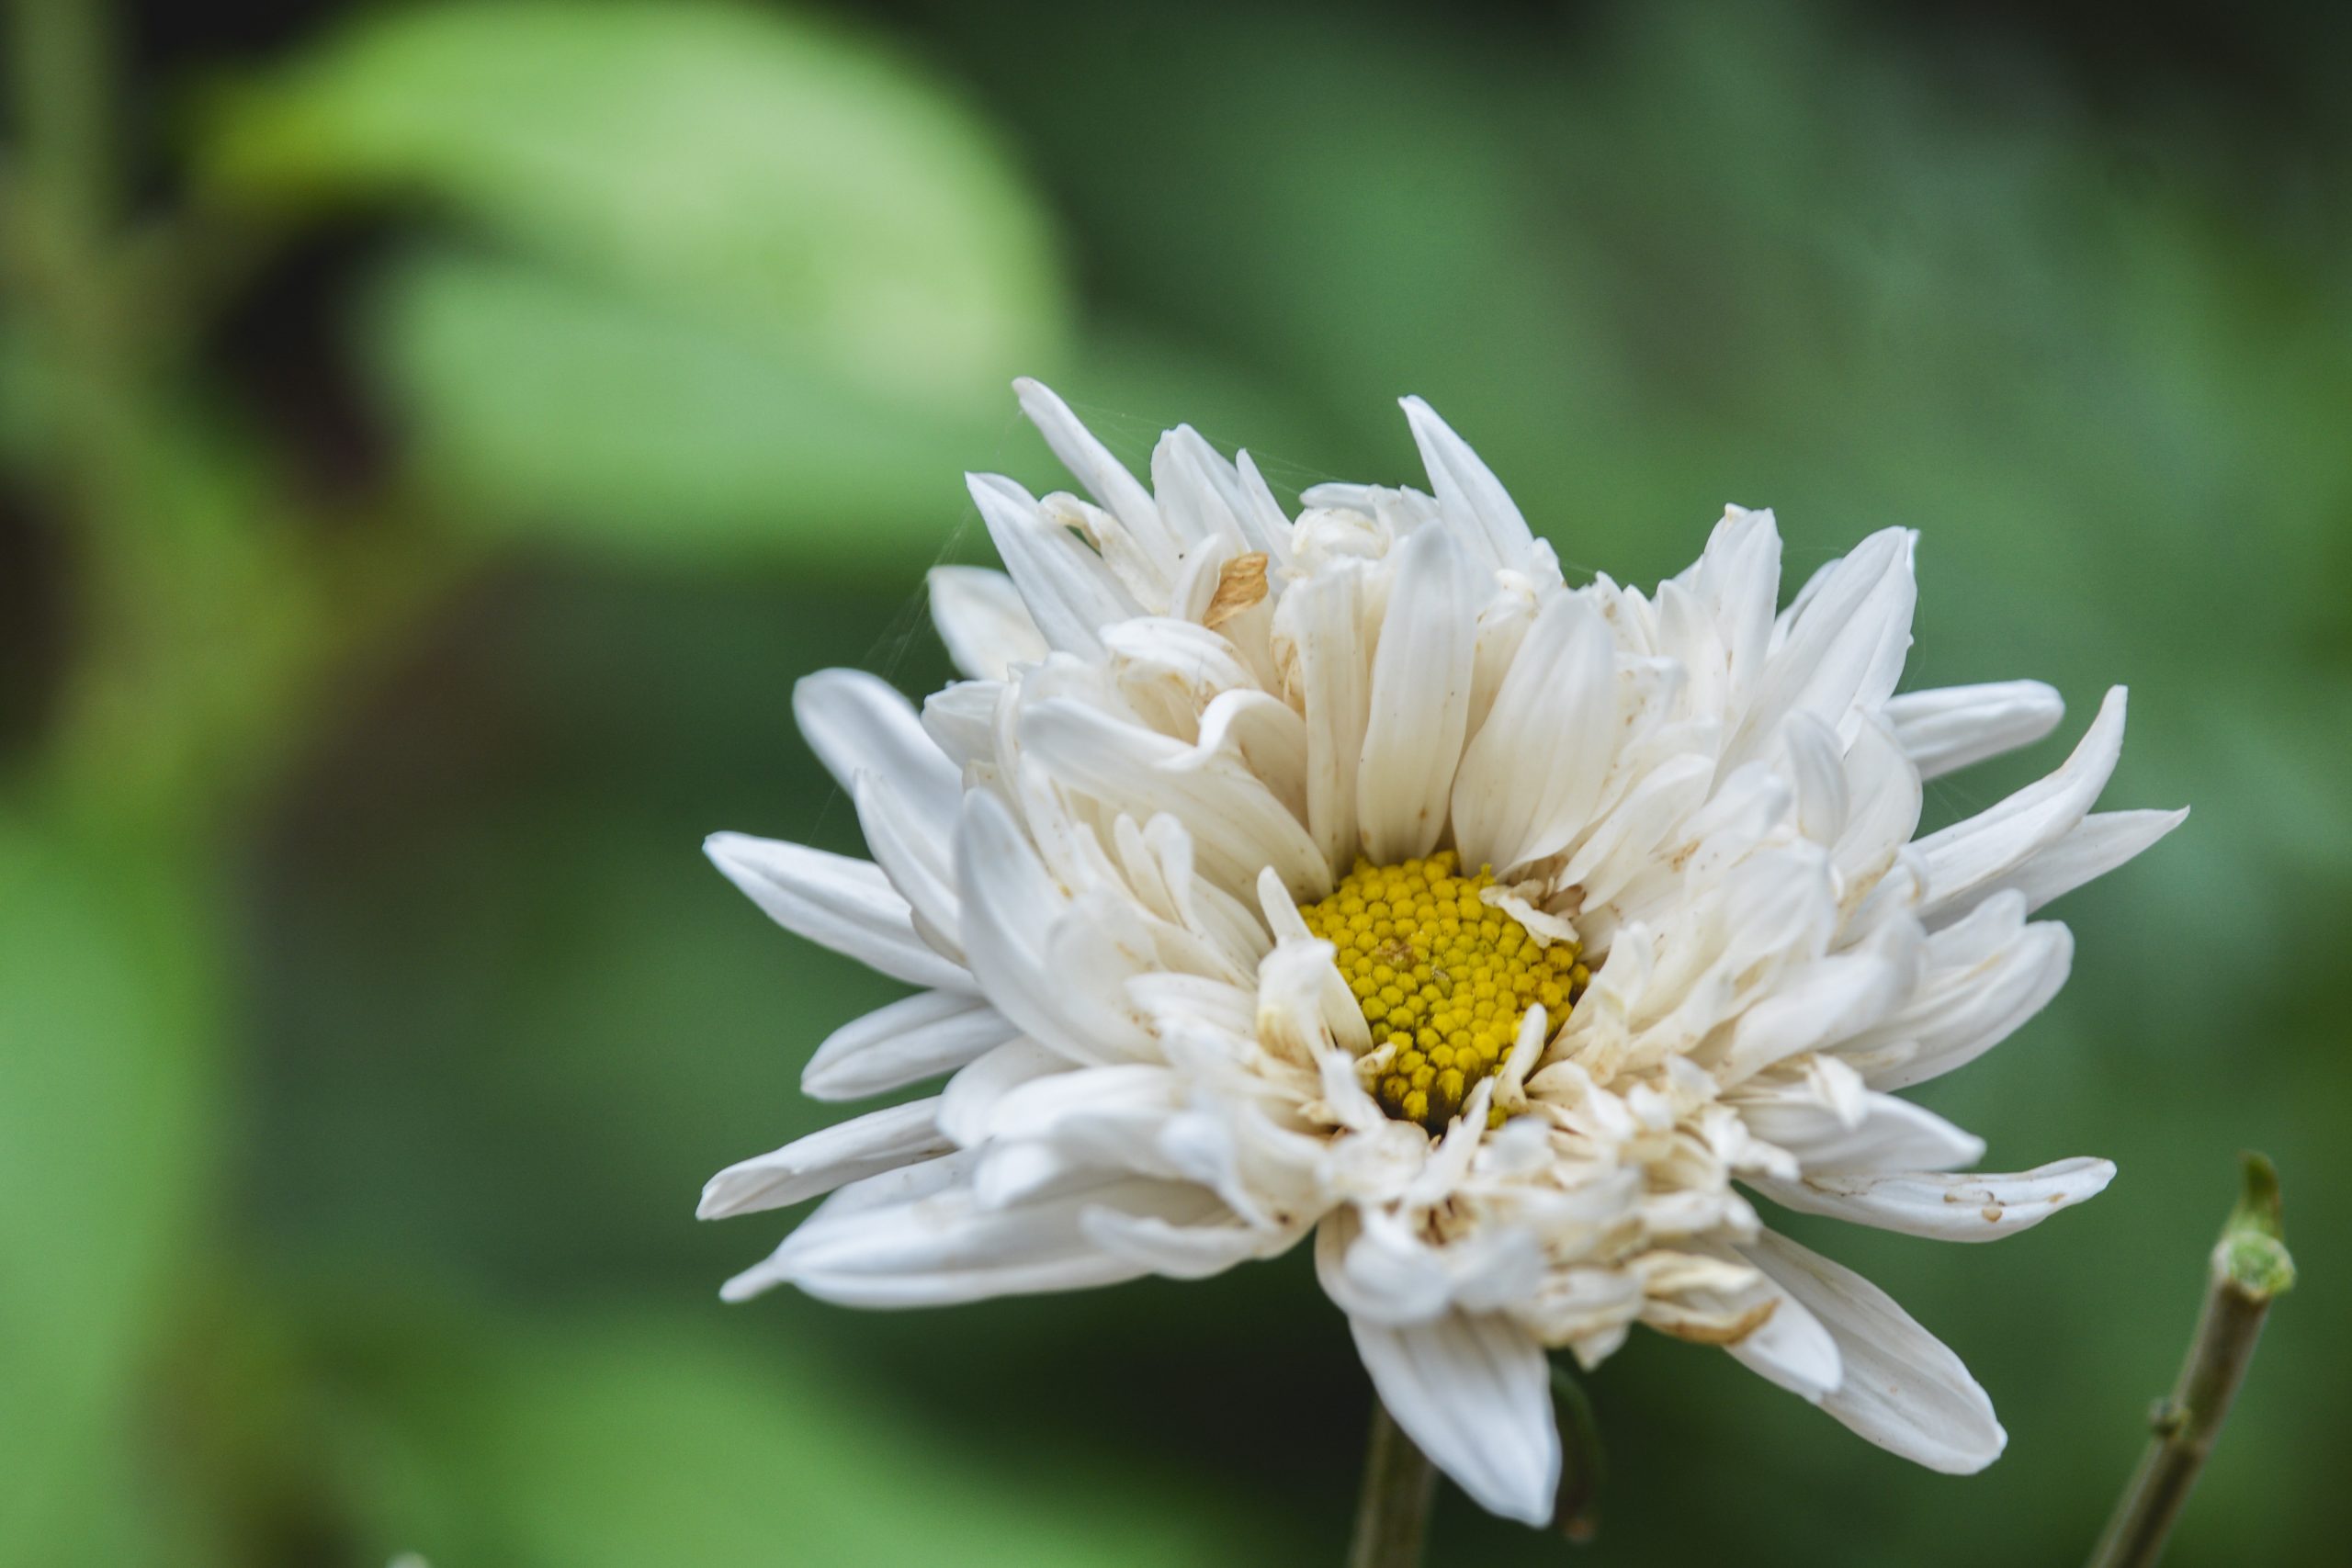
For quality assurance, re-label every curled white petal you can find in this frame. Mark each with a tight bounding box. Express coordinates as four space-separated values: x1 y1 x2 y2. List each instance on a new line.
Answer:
1750 1156 2115 1241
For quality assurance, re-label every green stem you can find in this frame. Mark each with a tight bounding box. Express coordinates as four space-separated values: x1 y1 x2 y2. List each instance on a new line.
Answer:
1346 1399 1437 1568
2086 1154 2295 1568
1549 1363 1603 1544
6 0 177 817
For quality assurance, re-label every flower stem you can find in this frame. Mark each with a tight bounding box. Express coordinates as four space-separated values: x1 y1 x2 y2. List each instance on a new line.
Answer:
1550 1363 1604 1543
1347 1398 1437 1568
2086 1153 2295 1568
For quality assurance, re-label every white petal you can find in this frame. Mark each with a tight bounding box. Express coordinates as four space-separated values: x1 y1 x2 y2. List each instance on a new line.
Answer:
920 680 1002 772
727 1152 1207 1307
1750 1157 2116 1241
1740 1090 1984 1174
1853 915 2074 1091
1731 529 1916 765
937 1039 1067 1146
1230 449 1295 566
1780 713 1850 846
1351 1311 1561 1526
802 991 1017 1101
705 833 974 993
1012 378 1168 558
697 1099 950 1219
1884 680 2064 778
795 670 963 830
1149 424 1255 553
1077 1206 1279 1279
1721 1269 1843 1403
1689 505 1782 710
928 566 1048 680
851 772 961 960
1713 937 1911 1086
1277 563 1370 874
1018 697 1329 897
1915 686 2127 916
966 471 1141 657
1452 591 1617 872
1738 1230 2007 1473
1400 397 1535 569
1963 807 2188 917
951 793 1101 1064
1830 716 1924 898
1357 525 1476 863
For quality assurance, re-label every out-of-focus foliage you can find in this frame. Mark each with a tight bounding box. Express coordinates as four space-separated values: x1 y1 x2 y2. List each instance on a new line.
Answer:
3 0 2347 1564
0 827 216 1567
302 1299 1251 1566
201 0 1071 561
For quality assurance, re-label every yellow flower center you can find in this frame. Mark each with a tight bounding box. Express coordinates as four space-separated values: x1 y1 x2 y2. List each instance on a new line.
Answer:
1299 851 1589 1133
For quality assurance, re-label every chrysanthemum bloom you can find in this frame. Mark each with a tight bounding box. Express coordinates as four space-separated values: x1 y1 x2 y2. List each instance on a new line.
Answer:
699 382 2183 1523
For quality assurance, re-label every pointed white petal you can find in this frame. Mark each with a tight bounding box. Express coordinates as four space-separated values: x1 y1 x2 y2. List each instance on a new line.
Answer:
1012 378 1167 551
698 1099 950 1219
1963 807 2188 918
1690 505 1782 708
1230 449 1295 565
1739 1230 2007 1473
802 991 1017 1101
1452 591 1617 872
1732 529 1916 765
795 669 963 830
1399 396 1535 568
1357 525 1476 863
705 833 974 993
1915 687 2127 916
1750 1156 2115 1241
1885 680 2065 778
1350 1312 1562 1526
967 471 1141 657
1279 564 1370 874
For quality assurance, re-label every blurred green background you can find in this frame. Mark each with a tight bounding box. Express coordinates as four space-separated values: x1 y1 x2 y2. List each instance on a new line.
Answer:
2 0 2347 1562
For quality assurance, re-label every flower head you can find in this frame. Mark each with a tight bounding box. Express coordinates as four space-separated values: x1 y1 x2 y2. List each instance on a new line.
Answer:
697 381 2183 1523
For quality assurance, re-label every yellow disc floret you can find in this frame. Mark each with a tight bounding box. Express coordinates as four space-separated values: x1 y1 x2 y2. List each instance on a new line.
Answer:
1298 851 1589 1133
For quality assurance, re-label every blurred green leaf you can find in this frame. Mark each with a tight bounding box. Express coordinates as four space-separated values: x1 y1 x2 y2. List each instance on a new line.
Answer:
203 0 1065 406
365 248 1022 567
0 819 220 1564
200 0 1070 563
339 1305 1256 1568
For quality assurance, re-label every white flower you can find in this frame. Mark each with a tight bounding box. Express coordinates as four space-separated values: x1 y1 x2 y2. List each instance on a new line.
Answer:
697 380 2183 1525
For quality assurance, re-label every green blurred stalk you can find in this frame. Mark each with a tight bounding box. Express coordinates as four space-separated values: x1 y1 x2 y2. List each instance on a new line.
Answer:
7 0 188 825
6 0 458 836
7 0 141 536
1346 1400 1435 1568
2086 1155 2296 1568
